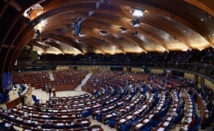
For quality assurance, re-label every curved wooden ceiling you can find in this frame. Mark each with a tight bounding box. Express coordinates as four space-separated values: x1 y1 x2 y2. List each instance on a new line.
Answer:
2 0 214 57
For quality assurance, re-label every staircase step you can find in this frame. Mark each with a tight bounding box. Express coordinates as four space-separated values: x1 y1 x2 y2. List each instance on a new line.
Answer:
49 72 55 81
75 73 93 91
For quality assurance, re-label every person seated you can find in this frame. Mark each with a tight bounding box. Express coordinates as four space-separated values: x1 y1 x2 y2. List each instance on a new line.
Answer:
3 109 8 114
36 106 42 112
5 123 16 131
41 120 54 128
0 107 3 113
170 111 178 118
152 112 162 122
189 114 197 127
24 112 29 118
0 120 6 129
50 114 58 120
48 102 53 108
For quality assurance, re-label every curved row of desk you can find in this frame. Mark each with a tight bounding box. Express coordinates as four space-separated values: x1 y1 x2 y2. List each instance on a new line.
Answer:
1 71 211 131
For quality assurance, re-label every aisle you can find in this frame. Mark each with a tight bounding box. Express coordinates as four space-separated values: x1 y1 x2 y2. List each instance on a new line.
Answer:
75 73 93 91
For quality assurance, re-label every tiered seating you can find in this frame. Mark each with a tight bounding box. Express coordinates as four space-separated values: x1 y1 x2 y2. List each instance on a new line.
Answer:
13 71 50 89
0 93 103 130
48 70 88 91
180 89 197 130
4 71 213 130
14 70 89 91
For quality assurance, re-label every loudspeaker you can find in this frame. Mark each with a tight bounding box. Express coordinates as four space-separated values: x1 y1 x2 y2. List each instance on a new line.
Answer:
74 22 82 36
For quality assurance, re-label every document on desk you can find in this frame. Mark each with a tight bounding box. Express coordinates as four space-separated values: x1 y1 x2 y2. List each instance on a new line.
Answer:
33 114 38 116
91 127 101 131
108 106 114 109
163 122 169 126
167 117 172 121
127 115 133 119
102 108 107 111
136 123 143 128
26 120 32 123
149 114 153 118
134 111 139 115
157 127 165 131
81 120 89 124
143 119 149 123
62 115 68 118
157 107 161 110
106 114 112 118
57 123 64 126
142 105 147 109
95 110 100 113
9 115 15 118
119 119 126 123
53 110 58 112
19 110 23 113
42 115 48 118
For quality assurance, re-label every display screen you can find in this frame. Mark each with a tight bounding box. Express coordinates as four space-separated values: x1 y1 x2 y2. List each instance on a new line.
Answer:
2 72 12 92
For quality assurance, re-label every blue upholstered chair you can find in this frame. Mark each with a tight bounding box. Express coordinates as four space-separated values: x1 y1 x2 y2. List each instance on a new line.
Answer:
108 118 116 128
32 95 40 103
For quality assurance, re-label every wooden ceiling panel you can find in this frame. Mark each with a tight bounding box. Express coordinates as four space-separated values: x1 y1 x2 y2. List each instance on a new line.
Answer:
2 0 214 58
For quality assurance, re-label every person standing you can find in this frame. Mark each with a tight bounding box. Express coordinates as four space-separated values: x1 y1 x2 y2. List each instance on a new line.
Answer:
48 85 52 98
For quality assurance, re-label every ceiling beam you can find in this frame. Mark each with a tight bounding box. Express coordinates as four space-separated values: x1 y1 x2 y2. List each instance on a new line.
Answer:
2 0 22 12
78 36 106 54
28 40 46 52
81 26 126 52
89 12 169 51
52 35 84 53
184 0 214 18
44 41 64 53
109 0 214 46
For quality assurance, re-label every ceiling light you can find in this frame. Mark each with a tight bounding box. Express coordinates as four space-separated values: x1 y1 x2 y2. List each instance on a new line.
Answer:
34 19 47 31
112 46 116 50
137 47 142 53
131 9 144 17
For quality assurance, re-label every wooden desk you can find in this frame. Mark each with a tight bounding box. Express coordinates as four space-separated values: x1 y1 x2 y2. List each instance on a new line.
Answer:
6 86 32 109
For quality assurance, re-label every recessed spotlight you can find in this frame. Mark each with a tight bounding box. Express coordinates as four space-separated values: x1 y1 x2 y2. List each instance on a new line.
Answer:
119 27 127 33
200 18 204 21
131 19 140 27
79 33 85 37
100 30 107 36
